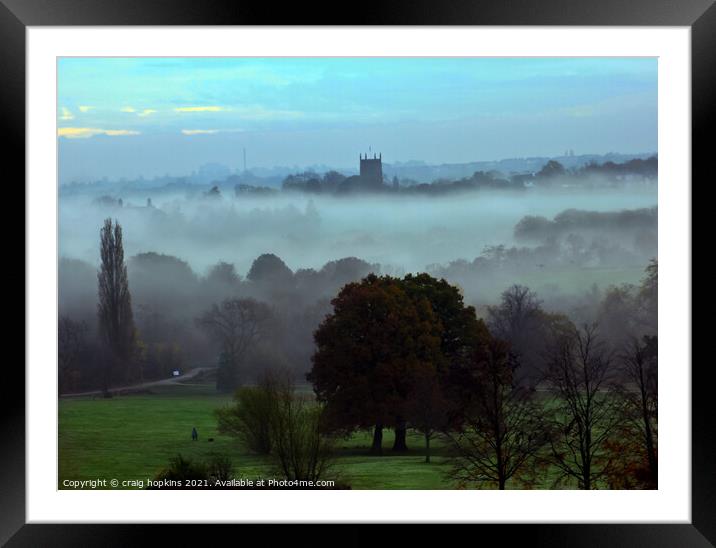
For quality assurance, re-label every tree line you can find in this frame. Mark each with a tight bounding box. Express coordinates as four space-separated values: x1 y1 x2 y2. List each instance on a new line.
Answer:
303 268 657 489
215 265 656 489
64 217 657 489
58 225 379 393
276 156 657 196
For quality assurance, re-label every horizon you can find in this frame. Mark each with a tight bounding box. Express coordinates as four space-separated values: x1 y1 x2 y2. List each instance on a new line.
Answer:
59 149 658 186
58 57 657 183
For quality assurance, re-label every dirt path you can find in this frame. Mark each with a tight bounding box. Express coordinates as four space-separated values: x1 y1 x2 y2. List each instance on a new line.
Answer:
60 367 215 398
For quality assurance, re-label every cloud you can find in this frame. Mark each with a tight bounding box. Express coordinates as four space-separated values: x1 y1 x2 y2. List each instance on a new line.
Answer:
180 128 245 135
60 107 74 121
174 106 225 112
181 129 220 135
173 105 304 120
58 127 141 139
121 106 157 117
78 106 95 113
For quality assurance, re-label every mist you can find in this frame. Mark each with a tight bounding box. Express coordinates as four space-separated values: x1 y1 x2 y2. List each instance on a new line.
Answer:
59 186 656 283
58 164 657 391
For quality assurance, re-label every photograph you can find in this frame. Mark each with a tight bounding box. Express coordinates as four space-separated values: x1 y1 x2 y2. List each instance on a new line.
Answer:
56 56 660 492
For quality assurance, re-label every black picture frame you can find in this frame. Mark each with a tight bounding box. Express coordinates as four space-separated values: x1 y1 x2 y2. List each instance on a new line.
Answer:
4 0 710 545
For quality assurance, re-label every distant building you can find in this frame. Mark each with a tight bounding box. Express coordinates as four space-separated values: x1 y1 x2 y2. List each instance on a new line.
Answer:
337 152 387 193
359 153 383 187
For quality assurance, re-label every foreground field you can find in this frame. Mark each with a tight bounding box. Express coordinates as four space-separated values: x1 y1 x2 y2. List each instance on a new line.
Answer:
59 380 458 490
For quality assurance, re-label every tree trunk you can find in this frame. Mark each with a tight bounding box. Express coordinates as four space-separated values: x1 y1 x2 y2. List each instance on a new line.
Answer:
370 423 383 455
425 433 431 463
638 358 658 488
392 420 408 452
582 464 591 490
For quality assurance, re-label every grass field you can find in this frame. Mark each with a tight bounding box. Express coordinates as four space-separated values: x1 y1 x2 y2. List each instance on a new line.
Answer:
59 376 604 490
59 380 461 490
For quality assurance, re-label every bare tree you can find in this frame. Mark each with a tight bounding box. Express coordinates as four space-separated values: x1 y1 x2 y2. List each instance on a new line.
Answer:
197 297 272 391
97 218 136 395
543 323 623 489
446 339 549 489
266 369 336 484
487 285 549 385
637 259 658 333
487 285 542 338
619 335 658 487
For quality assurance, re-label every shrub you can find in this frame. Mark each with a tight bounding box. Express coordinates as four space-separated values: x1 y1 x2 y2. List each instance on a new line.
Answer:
154 454 208 482
269 389 336 483
216 368 336 483
206 453 234 482
216 384 274 455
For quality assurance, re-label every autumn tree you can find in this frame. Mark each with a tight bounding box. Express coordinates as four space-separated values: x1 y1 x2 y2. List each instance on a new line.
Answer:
543 323 623 489
97 218 137 395
308 274 442 455
446 338 548 489
400 273 490 431
197 298 273 392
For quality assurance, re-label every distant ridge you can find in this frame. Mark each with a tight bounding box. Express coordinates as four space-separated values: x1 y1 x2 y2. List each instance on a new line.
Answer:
60 151 656 189
381 152 657 184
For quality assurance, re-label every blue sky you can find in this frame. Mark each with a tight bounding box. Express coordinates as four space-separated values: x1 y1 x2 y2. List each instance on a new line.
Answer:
58 57 657 181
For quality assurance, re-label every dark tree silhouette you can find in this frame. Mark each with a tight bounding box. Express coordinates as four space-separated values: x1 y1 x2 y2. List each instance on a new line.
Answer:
446 338 548 489
543 323 623 489
536 159 566 181
400 273 489 418
308 274 442 455
619 335 658 487
97 218 136 395
206 261 241 288
247 253 294 285
487 285 546 385
406 364 450 463
597 283 639 349
638 259 658 332
58 316 87 394
197 298 273 392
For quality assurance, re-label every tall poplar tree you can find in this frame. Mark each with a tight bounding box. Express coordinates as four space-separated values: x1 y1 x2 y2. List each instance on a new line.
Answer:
97 218 136 394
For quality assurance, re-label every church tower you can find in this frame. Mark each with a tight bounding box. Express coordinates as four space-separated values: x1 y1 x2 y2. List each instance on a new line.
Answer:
359 152 383 187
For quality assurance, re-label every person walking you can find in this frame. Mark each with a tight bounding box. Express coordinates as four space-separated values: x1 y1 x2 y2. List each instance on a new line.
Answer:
191 427 198 441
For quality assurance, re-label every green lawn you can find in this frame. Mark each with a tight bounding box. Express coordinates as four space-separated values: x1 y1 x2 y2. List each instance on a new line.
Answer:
60 379 602 490
58 381 458 490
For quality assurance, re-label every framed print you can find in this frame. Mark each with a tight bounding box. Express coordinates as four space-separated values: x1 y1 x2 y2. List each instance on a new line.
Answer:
5 0 712 545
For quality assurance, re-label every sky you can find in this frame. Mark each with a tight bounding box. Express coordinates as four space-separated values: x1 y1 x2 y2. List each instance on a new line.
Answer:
57 57 657 183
